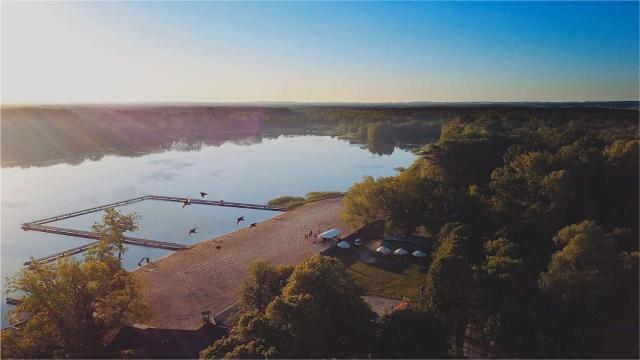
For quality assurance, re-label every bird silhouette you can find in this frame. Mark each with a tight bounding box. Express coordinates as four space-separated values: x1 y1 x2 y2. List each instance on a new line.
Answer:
188 227 197 236
250 222 257 229
182 196 192 208
200 192 208 198
236 216 245 227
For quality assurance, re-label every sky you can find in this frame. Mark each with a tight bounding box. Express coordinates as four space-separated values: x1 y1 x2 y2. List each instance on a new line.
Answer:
1 1 638 104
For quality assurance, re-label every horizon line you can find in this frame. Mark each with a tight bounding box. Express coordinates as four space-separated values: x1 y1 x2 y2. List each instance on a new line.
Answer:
2 100 639 108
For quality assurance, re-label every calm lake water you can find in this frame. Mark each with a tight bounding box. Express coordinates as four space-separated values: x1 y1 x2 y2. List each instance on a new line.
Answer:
1 135 417 324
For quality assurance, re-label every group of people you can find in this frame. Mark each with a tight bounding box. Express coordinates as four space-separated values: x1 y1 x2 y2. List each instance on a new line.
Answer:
304 230 317 241
305 230 340 244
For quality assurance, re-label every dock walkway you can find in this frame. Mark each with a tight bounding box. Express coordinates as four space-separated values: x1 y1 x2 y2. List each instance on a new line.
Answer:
21 195 285 265
22 224 190 265
25 195 285 227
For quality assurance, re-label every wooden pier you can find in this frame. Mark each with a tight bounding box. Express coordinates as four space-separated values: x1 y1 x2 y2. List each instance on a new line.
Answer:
146 195 286 211
22 224 190 265
24 241 98 265
26 196 149 226
24 195 285 228
20 195 285 265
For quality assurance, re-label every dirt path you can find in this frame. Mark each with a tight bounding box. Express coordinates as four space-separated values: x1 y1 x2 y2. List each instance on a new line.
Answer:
134 196 347 330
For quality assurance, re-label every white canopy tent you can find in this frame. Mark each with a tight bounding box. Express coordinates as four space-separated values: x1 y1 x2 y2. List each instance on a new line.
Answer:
376 246 391 255
318 228 341 239
337 241 351 249
393 248 409 256
412 250 427 257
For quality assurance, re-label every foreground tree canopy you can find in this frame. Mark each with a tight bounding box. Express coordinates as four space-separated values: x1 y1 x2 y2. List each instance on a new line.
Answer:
343 114 638 357
202 256 450 359
1 209 147 359
201 256 377 359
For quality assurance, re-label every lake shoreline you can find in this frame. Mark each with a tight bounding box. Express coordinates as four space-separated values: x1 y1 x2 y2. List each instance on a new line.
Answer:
133 196 349 330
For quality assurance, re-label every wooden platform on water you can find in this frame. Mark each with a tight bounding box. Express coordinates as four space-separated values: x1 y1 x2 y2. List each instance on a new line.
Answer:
147 195 286 212
26 195 285 226
21 195 285 265
22 224 189 265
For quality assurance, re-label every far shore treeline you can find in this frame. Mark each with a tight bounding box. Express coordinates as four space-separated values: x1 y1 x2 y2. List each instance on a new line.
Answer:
2 103 637 167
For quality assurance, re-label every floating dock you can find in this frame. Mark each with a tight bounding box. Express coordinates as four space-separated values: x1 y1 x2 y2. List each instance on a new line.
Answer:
22 224 190 265
147 195 286 212
25 195 284 227
21 195 286 265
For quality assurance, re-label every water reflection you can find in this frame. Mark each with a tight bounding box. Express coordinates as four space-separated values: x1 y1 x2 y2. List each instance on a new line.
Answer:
2 130 427 169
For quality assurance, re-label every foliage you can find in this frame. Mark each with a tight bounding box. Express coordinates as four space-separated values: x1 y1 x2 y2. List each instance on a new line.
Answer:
267 195 306 209
89 207 139 261
239 261 293 312
423 223 475 322
343 169 452 235
305 191 343 202
343 112 638 357
372 308 449 359
539 220 618 302
2 210 147 359
343 175 387 229
201 256 376 359
268 191 343 210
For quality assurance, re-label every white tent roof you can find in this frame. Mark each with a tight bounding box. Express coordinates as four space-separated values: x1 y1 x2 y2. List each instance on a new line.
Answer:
337 241 351 249
393 248 409 256
376 246 391 255
318 228 341 239
412 250 427 257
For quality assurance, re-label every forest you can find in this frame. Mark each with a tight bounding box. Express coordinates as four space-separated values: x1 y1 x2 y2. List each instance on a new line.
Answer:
204 109 639 358
340 112 639 357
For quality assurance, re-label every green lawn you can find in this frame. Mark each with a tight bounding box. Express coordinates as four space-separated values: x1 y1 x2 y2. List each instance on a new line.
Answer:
331 248 428 301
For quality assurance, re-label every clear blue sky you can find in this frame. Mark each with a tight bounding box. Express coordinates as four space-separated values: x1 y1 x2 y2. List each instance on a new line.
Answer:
2 1 638 103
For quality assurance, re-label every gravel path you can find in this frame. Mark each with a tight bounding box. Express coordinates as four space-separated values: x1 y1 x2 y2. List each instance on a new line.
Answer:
134 196 346 330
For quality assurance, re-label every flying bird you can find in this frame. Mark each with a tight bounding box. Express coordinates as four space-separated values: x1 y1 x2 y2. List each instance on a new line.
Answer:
188 227 197 236
182 196 192 208
236 216 245 227
250 223 258 229
200 192 208 198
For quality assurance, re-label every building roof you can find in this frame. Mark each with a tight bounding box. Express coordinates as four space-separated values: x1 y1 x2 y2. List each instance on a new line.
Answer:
108 324 228 359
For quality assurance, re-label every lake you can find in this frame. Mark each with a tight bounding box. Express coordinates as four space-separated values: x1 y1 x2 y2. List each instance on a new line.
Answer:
1 134 417 325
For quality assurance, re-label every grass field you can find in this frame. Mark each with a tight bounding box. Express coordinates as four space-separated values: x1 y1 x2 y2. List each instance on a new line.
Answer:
331 247 428 301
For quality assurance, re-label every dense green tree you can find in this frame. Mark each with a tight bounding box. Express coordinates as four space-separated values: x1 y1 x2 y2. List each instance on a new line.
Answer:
202 256 376 359
482 237 523 281
539 220 618 303
239 261 293 312
2 210 147 359
537 220 627 357
424 223 476 352
343 175 388 230
379 169 433 235
89 207 139 261
200 311 282 359
276 255 376 358
475 237 535 356
372 308 449 359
